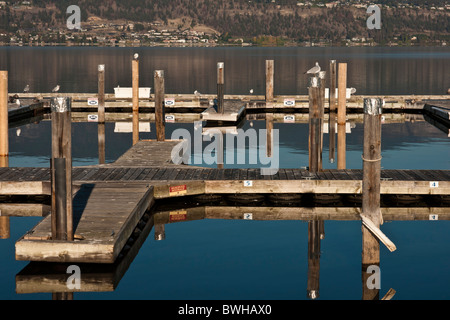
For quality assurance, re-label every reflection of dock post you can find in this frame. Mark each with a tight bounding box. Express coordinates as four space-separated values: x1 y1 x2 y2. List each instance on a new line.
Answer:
217 131 224 169
362 98 383 300
154 224 165 241
337 63 347 170
132 54 139 145
217 62 224 114
265 60 274 102
98 64 105 164
154 70 165 141
329 60 337 163
308 76 320 173
307 220 321 300
0 70 9 239
50 97 73 241
266 113 273 158
265 60 274 158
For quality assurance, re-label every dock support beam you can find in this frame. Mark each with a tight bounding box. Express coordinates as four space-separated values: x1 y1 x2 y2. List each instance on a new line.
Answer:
50 97 73 241
217 62 224 114
98 64 105 164
329 60 337 164
154 70 165 141
308 76 321 173
0 71 8 239
132 54 139 145
362 98 383 300
265 60 274 102
337 63 347 170
0 71 7 167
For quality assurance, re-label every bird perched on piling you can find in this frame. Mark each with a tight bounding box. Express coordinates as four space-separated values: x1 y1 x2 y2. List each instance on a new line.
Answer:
305 62 321 75
350 87 356 95
52 85 60 93
249 89 254 94
23 84 30 93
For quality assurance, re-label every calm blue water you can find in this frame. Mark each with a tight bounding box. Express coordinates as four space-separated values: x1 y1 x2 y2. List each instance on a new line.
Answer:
1 47 450 301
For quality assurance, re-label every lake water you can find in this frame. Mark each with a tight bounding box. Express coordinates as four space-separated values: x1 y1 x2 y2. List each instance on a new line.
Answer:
0 46 449 301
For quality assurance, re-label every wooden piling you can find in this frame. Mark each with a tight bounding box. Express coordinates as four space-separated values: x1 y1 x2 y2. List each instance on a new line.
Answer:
265 60 274 102
307 220 321 299
132 54 139 145
337 63 347 170
50 97 73 241
53 157 67 240
329 60 337 163
0 71 8 239
0 71 7 167
154 70 165 141
318 71 326 170
217 62 224 114
98 64 105 164
362 98 382 300
308 76 321 173
266 113 273 158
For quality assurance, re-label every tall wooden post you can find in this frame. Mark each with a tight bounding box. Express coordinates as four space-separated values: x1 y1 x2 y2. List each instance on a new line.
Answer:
266 113 273 158
265 60 274 102
50 97 73 241
132 54 139 145
154 70 165 141
98 64 105 164
362 98 382 300
217 62 224 114
307 220 321 300
329 60 337 164
308 76 321 173
0 71 9 239
0 71 7 167
337 63 347 170
318 71 326 170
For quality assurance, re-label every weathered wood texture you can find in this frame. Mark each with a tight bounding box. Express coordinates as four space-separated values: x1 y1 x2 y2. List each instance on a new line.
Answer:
15 182 154 263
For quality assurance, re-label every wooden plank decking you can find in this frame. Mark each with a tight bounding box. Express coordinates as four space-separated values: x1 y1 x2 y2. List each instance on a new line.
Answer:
15 182 154 263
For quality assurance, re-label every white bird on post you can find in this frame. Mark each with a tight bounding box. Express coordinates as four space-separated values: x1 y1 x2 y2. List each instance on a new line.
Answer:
23 84 30 93
305 62 321 75
52 85 60 93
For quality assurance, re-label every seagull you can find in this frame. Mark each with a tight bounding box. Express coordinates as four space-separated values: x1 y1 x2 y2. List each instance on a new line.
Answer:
305 62 321 75
249 89 254 94
133 53 139 60
15 98 20 106
194 90 201 96
23 84 30 93
52 85 60 93
350 87 356 95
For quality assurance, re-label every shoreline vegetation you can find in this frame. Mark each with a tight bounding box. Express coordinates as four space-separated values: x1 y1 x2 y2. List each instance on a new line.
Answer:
0 0 449 48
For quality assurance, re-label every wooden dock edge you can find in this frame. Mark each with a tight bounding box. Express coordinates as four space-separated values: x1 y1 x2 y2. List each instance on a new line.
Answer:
15 184 155 264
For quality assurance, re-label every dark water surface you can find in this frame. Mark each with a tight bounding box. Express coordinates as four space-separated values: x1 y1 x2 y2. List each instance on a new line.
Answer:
0 47 449 301
0 46 449 95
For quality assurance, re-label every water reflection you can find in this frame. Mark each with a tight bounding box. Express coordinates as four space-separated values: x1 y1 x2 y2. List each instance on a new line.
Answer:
13 202 450 299
0 47 448 95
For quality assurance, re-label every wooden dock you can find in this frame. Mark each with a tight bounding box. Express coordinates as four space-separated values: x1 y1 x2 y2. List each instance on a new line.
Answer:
201 100 246 123
15 182 154 263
